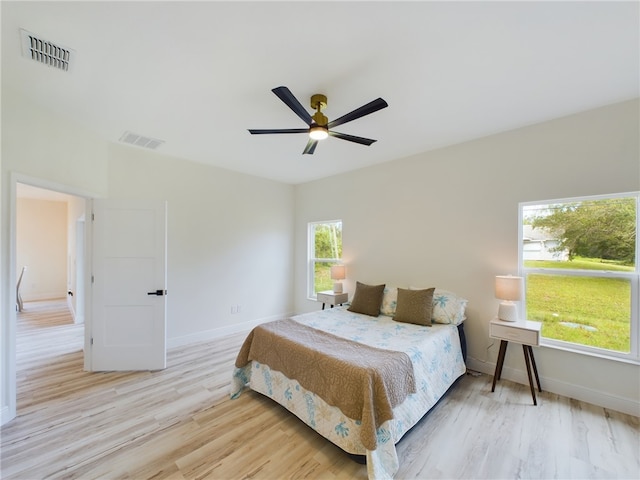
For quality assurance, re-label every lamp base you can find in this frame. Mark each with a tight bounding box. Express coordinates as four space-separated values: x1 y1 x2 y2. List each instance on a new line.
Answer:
498 302 518 322
332 282 343 294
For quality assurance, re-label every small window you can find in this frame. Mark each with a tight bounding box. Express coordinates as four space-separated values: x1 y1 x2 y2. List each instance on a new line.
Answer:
520 193 639 361
308 220 342 298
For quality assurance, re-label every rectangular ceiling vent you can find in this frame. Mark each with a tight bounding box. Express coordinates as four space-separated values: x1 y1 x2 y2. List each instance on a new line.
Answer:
119 131 165 150
20 28 75 72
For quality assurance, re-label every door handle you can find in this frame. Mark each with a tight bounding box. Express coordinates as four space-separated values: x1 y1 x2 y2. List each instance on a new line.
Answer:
147 289 167 296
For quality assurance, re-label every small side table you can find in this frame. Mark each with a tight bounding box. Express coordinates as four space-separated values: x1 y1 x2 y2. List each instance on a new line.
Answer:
317 291 348 310
490 318 542 405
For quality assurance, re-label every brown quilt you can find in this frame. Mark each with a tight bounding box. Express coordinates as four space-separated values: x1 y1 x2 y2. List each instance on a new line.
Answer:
234 318 416 450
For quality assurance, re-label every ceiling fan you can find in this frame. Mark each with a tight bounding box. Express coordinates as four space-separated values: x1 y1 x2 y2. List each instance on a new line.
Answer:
248 86 388 155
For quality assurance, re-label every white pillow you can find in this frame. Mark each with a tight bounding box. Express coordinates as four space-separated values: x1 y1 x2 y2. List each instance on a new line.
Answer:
410 287 468 325
379 286 398 316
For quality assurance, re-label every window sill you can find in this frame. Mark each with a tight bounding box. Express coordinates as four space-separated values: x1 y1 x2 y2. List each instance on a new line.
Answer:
540 338 640 366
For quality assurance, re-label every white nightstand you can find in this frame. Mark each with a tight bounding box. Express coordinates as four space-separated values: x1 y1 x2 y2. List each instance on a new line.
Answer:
316 291 348 310
490 318 543 405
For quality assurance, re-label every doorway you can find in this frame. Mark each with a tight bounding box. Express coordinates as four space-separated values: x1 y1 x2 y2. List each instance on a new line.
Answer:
16 183 85 315
14 180 89 412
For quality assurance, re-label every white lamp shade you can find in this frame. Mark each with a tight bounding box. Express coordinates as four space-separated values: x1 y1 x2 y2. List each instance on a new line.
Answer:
330 265 346 281
495 275 524 322
331 265 345 293
495 275 523 301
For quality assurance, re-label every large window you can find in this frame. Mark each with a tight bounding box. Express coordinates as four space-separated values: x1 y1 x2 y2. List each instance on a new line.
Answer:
308 220 342 298
520 193 639 361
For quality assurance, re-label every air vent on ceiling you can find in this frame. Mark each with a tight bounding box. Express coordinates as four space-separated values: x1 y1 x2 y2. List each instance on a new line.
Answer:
119 131 165 150
20 28 75 72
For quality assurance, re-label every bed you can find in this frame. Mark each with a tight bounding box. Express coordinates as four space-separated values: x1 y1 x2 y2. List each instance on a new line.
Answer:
230 285 468 480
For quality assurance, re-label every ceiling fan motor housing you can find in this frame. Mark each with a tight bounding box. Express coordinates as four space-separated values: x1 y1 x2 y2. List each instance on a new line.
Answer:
310 94 327 110
311 94 328 126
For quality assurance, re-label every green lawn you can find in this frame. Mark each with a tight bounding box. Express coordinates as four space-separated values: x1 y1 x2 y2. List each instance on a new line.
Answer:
524 258 632 352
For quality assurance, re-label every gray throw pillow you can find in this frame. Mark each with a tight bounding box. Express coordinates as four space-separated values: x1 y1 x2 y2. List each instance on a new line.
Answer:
347 281 386 317
393 287 435 326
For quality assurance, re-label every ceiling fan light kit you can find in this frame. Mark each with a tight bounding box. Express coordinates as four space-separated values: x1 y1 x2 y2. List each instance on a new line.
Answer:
309 125 329 140
248 86 388 154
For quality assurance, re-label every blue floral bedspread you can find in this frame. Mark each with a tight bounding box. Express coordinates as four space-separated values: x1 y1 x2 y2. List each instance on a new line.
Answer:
231 307 466 480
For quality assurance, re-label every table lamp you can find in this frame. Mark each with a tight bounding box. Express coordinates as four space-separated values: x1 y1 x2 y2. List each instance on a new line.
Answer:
331 265 346 294
495 275 524 322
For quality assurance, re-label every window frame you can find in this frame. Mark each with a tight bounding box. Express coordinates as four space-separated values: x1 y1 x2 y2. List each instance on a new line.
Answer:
307 219 343 300
518 192 640 364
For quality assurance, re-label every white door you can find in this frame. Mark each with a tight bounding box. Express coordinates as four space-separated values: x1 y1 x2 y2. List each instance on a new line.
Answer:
91 199 167 371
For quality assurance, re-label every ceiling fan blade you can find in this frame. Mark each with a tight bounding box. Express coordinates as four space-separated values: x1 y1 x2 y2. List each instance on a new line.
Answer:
248 128 308 135
303 138 318 155
272 86 313 126
327 98 388 129
329 131 377 146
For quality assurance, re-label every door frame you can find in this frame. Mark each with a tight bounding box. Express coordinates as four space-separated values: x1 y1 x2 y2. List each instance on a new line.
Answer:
74 215 86 325
3 173 97 424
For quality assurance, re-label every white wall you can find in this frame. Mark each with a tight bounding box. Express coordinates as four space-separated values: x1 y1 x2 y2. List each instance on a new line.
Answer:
16 198 68 301
106 143 295 343
294 99 640 416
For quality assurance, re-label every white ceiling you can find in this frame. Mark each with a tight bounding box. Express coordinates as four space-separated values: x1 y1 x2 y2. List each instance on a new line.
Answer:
2 1 638 185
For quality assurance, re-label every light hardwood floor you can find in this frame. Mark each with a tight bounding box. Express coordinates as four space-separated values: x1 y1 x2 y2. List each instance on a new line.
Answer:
1 299 639 479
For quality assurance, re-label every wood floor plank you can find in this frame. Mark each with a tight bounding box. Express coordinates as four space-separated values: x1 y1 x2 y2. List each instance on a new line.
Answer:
1 299 638 479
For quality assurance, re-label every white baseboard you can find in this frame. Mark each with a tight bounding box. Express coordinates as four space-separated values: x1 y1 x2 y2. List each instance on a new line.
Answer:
466 356 640 418
167 313 292 349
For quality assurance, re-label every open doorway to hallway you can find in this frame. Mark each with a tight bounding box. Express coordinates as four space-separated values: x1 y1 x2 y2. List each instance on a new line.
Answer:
15 183 86 411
